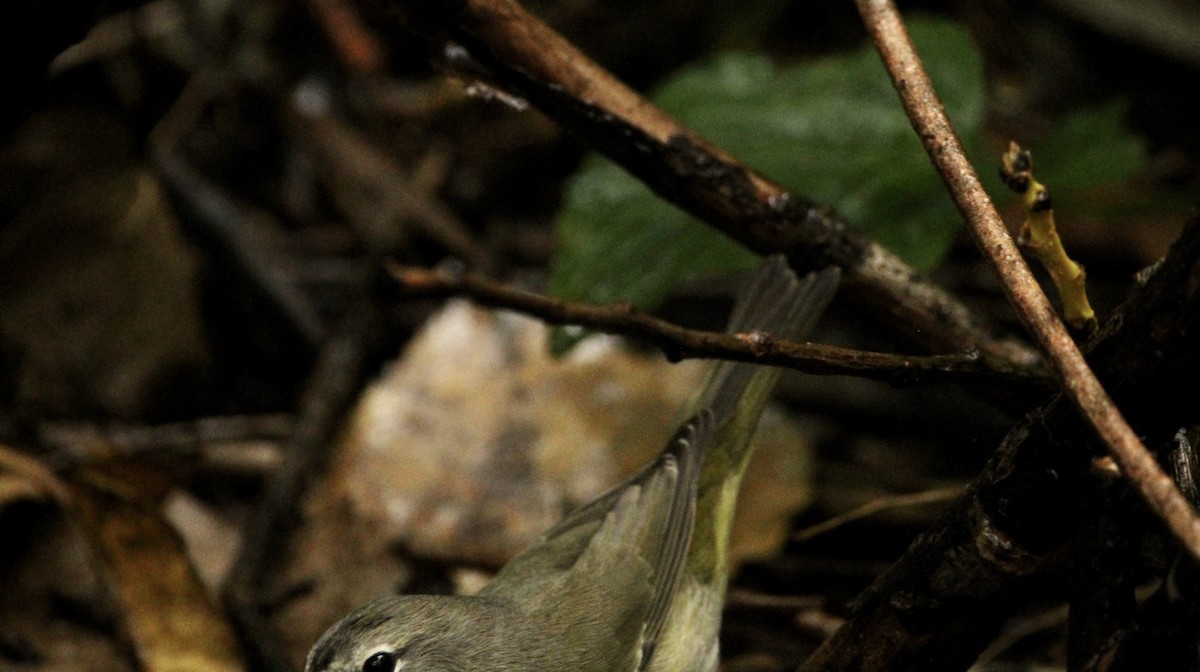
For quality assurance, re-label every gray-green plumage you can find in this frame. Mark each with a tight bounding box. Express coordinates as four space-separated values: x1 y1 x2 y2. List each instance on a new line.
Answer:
306 257 838 672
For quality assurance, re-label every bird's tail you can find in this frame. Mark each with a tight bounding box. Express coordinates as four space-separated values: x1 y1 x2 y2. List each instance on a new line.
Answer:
695 256 838 424
688 255 839 582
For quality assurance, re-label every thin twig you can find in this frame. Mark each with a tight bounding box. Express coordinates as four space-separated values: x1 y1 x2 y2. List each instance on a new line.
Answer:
724 589 824 612
305 0 385 73
388 264 1052 390
49 1 185 73
854 0 1200 560
791 486 963 543
397 0 1042 371
39 415 293 453
38 415 291 475
289 107 490 270
150 76 327 350
974 603 1071 667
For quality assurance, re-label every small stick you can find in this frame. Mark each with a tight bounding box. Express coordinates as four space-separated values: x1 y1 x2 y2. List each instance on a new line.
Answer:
305 0 385 73
388 263 1052 390
791 486 963 543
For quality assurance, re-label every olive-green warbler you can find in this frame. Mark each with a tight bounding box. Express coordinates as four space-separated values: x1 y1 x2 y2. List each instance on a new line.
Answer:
306 256 838 672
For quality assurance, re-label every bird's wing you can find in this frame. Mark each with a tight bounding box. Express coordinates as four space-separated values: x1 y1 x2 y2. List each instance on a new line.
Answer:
480 413 707 670
482 257 839 671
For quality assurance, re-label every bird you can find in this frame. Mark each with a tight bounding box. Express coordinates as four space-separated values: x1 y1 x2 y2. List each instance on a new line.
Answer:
305 256 839 672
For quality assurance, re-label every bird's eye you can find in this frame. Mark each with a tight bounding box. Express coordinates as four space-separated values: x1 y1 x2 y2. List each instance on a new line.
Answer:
362 651 396 672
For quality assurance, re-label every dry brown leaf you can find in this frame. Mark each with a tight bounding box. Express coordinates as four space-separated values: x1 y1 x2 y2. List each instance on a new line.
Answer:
70 467 246 672
0 444 70 509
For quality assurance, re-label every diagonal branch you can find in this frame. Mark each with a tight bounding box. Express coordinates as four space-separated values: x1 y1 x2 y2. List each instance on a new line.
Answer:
853 0 1200 558
384 0 1041 372
799 210 1200 671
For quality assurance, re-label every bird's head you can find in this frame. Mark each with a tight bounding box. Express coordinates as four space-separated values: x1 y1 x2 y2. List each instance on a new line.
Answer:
305 594 525 672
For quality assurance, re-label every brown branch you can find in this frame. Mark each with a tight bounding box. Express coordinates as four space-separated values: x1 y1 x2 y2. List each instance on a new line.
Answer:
854 0 1200 560
38 415 291 475
800 211 1200 671
288 107 490 270
388 264 1052 390
725 589 824 612
306 0 386 74
151 81 328 351
385 0 1042 372
791 486 963 543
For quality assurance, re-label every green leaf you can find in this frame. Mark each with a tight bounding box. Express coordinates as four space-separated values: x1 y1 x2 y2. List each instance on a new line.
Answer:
550 16 985 341
1029 101 1145 192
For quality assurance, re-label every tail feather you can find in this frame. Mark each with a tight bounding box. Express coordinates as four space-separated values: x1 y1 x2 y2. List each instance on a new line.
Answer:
696 256 840 428
683 255 838 582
